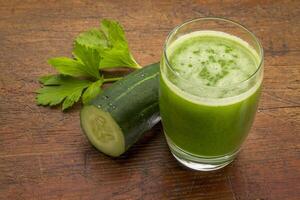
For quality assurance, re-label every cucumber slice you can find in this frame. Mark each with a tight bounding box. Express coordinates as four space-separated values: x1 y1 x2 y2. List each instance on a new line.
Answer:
81 105 125 157
80 63 160 157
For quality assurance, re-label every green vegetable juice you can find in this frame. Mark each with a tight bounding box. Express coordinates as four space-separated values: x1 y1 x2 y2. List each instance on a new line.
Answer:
160 31 262 157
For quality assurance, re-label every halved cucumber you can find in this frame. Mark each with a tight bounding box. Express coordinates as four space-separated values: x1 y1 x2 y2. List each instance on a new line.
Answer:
80 63 160 157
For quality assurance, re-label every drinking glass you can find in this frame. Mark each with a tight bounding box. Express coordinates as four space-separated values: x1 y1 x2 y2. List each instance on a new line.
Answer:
159 17 264 171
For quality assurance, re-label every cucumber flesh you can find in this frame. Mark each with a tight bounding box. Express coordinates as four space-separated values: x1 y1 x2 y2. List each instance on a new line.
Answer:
81 105 125 157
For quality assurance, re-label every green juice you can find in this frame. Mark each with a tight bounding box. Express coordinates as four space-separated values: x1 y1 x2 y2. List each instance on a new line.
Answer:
160 31 262 157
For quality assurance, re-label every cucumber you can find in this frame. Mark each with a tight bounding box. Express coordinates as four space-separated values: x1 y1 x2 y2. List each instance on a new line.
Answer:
80 63 160 157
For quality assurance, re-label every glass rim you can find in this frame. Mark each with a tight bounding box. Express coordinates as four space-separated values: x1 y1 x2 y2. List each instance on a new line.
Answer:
162 17 264 89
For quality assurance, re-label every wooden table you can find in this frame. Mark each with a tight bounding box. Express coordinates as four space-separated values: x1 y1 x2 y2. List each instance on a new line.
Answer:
1 1 299 199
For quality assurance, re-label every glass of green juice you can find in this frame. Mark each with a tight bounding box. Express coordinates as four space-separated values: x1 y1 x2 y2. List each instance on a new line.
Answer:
159 17 264 171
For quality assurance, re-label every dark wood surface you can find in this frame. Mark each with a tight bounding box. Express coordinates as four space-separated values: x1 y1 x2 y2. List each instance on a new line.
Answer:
1 0 299 199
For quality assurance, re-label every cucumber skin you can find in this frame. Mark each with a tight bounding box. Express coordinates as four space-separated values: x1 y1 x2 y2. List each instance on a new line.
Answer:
89 63 160 151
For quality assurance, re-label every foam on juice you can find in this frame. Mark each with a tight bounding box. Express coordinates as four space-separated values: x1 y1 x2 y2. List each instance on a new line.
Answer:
162 31 262 106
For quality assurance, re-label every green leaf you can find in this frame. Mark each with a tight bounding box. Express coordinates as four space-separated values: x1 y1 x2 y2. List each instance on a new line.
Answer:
100 48 140 69
74 19 140 69
73 41 101 79
99 19 141 69
100 19 127 46
36 75 91 110
82 79 103 104
48 57 91 77
39 75 65 85
39 75 55 84
76 28 109 50
62 89 83 110
37 19 141 111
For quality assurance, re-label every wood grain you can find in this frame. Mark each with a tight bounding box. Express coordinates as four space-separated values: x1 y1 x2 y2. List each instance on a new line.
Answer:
0 0 299 199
